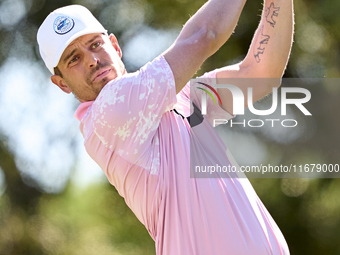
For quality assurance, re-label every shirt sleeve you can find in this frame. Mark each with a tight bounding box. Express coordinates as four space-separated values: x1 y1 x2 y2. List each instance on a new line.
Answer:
91 55 177 164
175 69 234 126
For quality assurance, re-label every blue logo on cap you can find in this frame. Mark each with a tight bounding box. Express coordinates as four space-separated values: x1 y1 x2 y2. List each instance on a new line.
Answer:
53 16 75 35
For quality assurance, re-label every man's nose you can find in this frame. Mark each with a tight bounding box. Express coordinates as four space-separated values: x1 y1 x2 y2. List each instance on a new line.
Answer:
86 52 99 68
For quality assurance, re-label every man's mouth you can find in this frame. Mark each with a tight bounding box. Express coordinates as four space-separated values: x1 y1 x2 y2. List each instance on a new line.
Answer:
92 68 111 82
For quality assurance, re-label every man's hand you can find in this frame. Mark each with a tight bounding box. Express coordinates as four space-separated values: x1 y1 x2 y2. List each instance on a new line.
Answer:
216 0 294 115
162 0 247 94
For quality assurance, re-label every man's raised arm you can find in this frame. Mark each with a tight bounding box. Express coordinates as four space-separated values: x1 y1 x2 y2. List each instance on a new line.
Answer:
162 0 247 94
241 0 294 78
216 0 294 114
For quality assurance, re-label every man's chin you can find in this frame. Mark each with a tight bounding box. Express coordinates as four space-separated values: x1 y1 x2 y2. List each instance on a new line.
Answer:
93 77 113 94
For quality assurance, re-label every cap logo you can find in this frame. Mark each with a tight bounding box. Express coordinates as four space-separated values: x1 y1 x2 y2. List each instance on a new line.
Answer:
53 16 75 35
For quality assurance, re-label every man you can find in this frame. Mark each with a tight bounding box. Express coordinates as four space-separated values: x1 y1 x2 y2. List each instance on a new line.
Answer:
37 0 293 254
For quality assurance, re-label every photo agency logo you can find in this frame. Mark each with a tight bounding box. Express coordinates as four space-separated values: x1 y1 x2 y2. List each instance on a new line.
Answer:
196 81 312 128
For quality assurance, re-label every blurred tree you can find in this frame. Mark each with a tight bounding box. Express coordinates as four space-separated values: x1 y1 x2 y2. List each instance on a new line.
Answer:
0 135 43 254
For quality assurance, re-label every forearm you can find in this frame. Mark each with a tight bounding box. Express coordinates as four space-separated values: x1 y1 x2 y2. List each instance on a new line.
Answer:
242 0 294 78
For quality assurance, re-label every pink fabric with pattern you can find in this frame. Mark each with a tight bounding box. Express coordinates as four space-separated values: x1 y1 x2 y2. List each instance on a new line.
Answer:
75 55 290 255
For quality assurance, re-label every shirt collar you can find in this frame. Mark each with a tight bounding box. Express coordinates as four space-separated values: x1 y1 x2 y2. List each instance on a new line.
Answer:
74 101 94 121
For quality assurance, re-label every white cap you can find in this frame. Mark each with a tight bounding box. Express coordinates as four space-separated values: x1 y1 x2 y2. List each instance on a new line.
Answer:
37 5 107 74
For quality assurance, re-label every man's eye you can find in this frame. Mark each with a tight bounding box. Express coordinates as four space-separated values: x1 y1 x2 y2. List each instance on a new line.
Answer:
69 56 79 64
92 42 101 49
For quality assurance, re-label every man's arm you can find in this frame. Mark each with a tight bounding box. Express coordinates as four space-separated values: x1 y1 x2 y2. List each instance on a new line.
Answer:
162 0 247 94
216 0 294 114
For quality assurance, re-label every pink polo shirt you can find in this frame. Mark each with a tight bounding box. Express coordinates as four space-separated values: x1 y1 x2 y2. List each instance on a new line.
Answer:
75 55 289 255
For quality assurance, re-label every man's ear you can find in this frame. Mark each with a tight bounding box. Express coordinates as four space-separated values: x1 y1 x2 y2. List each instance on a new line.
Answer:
51 75 72 94
109 33 122 58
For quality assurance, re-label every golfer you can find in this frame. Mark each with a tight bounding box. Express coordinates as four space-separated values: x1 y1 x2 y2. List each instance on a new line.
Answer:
37 0 293 254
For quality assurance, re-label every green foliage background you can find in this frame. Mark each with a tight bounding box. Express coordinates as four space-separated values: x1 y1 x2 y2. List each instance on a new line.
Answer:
0 0 340 254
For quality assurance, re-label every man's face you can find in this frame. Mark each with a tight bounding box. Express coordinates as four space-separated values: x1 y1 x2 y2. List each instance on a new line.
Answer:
51 33 125 102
